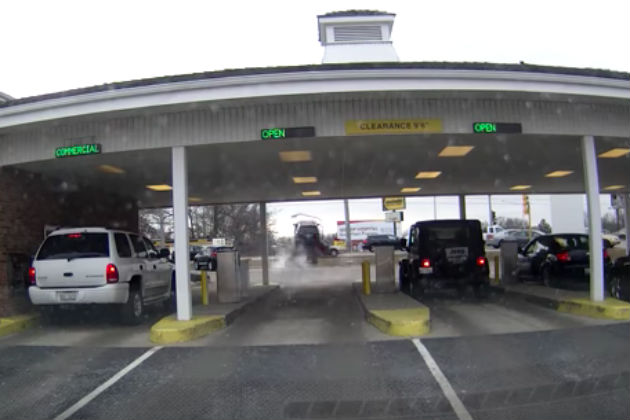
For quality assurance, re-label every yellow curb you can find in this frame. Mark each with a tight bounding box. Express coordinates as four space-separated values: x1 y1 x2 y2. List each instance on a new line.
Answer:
557 298 630 320
0 313 40 338
150 314 226 344
366 308 430 337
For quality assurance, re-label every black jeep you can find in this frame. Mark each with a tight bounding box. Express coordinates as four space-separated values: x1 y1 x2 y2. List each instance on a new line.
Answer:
399 219 490 298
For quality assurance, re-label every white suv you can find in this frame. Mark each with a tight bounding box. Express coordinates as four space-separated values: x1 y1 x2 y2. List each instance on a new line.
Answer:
28 227 173 324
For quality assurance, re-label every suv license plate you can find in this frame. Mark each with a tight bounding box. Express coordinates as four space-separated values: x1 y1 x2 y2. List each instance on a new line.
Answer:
58 291 78 302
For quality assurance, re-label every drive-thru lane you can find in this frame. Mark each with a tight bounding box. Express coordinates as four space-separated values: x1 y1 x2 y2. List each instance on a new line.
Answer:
0 324 627 420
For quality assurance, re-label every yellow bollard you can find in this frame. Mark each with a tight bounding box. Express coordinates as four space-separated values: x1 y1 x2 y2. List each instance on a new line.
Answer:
493 255 500 285
361 260 371 295
201 270 209 305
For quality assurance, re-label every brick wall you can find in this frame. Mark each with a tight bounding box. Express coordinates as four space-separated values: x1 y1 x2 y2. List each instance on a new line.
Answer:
0 167 138 316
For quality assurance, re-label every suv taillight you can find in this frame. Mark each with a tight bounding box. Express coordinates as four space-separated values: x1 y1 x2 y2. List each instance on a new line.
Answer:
106 264 119 283
556 251 570 263
28 267 36 285
421 258 431 268
476 257 487 267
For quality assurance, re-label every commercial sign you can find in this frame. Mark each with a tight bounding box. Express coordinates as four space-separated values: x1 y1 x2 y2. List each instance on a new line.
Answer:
260 126 315 140
55 143 101 158
382 197 406 211
345 119 442 135
336 220 394 241
473 122 522 134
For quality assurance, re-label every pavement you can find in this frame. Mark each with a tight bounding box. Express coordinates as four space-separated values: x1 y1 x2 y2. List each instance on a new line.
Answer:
0 262 628 419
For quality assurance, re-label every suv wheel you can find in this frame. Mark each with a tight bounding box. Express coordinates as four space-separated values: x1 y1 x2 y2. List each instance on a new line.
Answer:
329 249 339 257
610 275 622 299
541 266 555 288
121 287 144 325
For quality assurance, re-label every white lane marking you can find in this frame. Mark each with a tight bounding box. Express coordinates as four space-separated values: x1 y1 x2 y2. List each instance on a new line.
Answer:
412 338 473 420
54 346 163 420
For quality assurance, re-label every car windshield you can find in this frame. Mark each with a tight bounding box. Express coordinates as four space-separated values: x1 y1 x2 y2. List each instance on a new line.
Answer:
2 3 629 420
36 233 109 260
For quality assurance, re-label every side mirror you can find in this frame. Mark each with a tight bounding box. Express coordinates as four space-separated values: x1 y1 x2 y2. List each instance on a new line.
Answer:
159 248 170 259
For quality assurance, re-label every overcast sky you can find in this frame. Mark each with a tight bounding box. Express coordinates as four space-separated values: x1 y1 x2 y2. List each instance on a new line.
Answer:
2 0 628 237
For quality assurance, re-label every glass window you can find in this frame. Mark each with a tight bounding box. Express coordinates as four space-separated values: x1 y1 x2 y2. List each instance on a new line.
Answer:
129 234 147 258
143 237 158 258
36 233 109 260
114 233 132 258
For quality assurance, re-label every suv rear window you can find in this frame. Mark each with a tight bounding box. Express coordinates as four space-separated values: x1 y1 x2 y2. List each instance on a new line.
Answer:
36 233 110 260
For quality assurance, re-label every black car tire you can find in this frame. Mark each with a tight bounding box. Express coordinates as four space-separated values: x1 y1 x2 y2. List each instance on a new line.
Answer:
609 275 623 300
367 246 373 252
409 263 424 299
121 287 144 325
541 266 556 288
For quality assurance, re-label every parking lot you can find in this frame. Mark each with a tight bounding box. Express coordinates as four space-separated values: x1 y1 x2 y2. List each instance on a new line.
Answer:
1 258 628 419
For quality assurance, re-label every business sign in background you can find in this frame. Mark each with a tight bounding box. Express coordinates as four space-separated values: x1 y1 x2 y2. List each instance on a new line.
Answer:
345 119 442 135
382 197 406 211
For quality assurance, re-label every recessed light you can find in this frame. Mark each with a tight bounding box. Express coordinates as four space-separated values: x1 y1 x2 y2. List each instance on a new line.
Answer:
293 176 318 184
510 185 532 191
415 171 442 179
401 187 421 193
438 146 474 157
279 150 312 162
301 190 321 196
189 197 203 203
98 164 125 174
146 184 173 191
545 170 574 178
598 148 630 158
603 185 625 191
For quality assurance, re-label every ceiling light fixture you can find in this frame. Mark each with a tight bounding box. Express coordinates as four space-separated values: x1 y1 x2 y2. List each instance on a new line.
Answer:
438 146 474 157
293 176 318 184
98 164 125 174
510 185 532 191
415 171 442 179
545 170 574 178
401 187 421 193
146 184 173 191
301 190 321 196
598 148 630 158
279 150 312 162
603 185 625 191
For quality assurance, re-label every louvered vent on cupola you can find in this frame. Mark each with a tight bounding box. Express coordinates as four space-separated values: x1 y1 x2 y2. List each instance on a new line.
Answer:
318 10 399 64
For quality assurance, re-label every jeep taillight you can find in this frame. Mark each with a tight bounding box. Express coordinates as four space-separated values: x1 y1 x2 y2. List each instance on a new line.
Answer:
28 267 36 285
476 257 487 267
106 264 119 283
556 251 570 263
421 258 431 268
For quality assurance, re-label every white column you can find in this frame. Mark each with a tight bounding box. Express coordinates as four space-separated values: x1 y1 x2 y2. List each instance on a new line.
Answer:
433 196 437 219
260 202 269 286
624 194 630 256
344 199 351 252
581 135 604 301
172 146 192 320
458 195 466 220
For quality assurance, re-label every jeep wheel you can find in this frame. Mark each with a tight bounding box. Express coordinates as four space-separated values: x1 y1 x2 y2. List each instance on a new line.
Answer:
541 266 556 288
473 283 489 299
609 275 622 299
329 249 339 257
121 287 144 325
399 262 410 294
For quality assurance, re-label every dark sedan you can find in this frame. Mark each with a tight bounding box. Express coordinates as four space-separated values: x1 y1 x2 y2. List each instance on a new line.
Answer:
609 256 630 301
193 246 233 271
515 234 612 287
363 234 403 252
